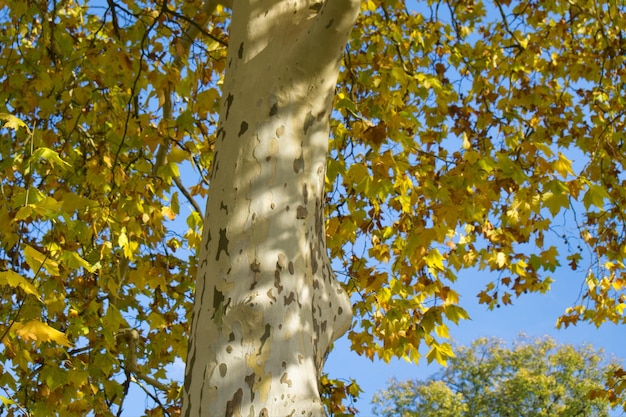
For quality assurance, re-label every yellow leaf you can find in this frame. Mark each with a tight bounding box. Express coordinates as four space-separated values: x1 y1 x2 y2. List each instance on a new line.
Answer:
553 152 575 178
162 205 177 220
0 396 15 406
13 320 72 347
435 324 449 339
118 231 138 260
0 113 30 132
426 342 455 365
147 311 167 330
444 304 470 324
495 251 507 268
542 180 570 216
0 270 41 301
24 245 59 276
424 248 445 271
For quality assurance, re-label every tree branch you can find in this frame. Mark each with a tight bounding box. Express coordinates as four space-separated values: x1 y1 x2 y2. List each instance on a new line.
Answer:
174 174 203 215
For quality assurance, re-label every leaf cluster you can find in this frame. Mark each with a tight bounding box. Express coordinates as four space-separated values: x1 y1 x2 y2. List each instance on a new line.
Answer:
0 0 228 414
327 0 626 368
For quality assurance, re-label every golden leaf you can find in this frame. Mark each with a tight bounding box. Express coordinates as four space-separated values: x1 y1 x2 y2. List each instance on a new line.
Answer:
13 320 72 347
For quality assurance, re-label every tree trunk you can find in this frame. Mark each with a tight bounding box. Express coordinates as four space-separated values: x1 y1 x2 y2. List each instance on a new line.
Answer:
181 1 360 415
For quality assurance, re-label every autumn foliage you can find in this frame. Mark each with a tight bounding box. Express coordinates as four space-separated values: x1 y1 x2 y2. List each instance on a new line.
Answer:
0 0 625 415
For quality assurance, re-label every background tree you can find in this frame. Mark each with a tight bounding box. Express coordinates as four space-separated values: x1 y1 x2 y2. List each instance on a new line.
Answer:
0 0 625 415
372 336 625 417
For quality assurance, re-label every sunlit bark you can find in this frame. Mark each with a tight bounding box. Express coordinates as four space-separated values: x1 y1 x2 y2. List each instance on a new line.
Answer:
182 1 360 415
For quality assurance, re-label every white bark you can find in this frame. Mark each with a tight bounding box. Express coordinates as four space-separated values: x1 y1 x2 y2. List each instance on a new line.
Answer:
182 1 360 416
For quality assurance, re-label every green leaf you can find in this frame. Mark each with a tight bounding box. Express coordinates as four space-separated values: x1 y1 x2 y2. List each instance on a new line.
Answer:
60 251 97 273
582 183 610 210
29 147 72 170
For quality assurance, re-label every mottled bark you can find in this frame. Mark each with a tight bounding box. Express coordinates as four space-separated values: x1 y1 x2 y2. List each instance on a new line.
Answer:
182 1 360 416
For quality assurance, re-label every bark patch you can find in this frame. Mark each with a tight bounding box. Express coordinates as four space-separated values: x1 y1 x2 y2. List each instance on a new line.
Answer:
216 228 230 260
293 154 304 173
238 121 249 137
258 324 271 354
274 270 284 294
225 94 234 120
204 229 212 251
280 372 293 387
296 205 308 219
211 288 230 324
245 373 255 401
269 102 278 116
276 253 287 270
225 388 243 417
303 110 315 134
284 292 296 305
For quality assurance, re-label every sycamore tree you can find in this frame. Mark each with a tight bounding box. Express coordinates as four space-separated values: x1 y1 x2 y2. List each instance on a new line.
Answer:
0 0 625 416
372 336 625 417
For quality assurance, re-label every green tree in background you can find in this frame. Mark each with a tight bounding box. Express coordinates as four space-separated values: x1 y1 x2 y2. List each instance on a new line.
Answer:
373 336 625 417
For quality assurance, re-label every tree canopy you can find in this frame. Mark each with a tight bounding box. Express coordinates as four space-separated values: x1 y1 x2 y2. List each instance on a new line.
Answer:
372 336 625 417
0 0 625 415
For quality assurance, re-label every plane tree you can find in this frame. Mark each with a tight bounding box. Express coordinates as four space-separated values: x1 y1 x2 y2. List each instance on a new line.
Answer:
0 0 624 415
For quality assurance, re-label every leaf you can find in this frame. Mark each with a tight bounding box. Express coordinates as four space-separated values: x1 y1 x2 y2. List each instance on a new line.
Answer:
60 251 97 273
23 245 60 276
553 152 575 178
0 270 41 301
444 305 470 324
29 147 72 170
542 180 570 216
582 183 610 210
0 113 30 132
495 251 507 268
13 320 72 347
426 342 454 365
101 305 127 333
118 230 138 260
0 396 15 406
424 249 445 271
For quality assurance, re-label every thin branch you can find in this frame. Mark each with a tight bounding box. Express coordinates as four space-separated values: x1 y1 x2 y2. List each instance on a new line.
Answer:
173 175 203 215
163 7 228 48
131 376 171 416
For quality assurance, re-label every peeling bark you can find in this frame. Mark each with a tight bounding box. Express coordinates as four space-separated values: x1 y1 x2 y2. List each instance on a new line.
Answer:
182 1 361 416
